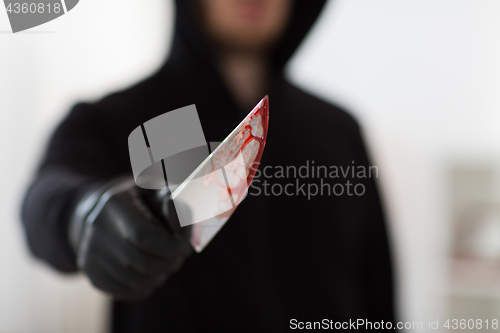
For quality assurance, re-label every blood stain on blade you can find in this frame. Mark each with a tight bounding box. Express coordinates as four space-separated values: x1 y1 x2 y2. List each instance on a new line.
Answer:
178 96 269 252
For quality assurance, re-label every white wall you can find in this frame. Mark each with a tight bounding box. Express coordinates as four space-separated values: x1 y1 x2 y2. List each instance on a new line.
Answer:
1 0 500 332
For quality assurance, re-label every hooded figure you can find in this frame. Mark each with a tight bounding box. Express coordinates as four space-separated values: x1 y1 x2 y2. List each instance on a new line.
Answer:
21 0 395 331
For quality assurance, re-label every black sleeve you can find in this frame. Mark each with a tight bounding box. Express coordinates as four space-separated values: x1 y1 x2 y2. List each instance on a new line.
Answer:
20 103 118 272
356 126 396 324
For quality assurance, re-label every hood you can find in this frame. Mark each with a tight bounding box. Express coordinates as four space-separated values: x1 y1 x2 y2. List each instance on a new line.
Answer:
171 0 328 75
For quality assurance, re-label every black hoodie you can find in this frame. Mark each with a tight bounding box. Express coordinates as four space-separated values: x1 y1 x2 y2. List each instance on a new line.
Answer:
21 0 395 331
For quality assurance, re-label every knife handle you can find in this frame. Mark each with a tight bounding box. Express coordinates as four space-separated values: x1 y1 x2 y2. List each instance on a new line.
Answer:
140 188 176 233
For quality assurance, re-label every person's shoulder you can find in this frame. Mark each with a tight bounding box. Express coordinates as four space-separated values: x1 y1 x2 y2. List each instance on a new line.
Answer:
68 66 184 127
279 81 370 163
98 69 178 114
281 81 361 134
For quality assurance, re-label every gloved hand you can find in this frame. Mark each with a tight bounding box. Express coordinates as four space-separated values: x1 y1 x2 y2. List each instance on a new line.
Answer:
68 177 192 301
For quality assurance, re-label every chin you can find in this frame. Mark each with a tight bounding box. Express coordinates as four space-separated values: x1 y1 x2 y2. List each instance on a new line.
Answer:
227 34 273 51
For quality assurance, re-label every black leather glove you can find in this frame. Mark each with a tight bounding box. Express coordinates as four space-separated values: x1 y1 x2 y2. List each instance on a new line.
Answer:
68 177 192 301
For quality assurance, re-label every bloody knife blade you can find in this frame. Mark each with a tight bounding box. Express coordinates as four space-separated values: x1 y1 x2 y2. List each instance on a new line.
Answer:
171 96 269 252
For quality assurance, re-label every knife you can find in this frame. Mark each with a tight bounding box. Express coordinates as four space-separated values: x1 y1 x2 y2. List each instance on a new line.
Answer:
172 95 269 252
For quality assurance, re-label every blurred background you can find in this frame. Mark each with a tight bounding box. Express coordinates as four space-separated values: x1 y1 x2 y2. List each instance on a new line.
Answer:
1 0 500 332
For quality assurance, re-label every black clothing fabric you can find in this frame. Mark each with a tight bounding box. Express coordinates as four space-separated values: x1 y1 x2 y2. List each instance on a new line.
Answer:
21 0 395 331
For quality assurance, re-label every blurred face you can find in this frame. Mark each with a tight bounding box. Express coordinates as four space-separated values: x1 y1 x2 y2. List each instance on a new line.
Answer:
197 0 295 52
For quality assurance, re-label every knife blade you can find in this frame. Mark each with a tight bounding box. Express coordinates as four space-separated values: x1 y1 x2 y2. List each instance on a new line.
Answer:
171 96 269 252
